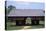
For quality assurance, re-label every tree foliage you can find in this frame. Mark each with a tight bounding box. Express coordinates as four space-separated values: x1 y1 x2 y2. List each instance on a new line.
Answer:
7 5 16 14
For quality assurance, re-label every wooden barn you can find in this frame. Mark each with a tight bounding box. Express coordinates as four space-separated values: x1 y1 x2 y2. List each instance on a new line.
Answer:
7 9 45 26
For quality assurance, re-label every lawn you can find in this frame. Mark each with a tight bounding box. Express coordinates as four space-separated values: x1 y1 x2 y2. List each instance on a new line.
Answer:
6 22 44 30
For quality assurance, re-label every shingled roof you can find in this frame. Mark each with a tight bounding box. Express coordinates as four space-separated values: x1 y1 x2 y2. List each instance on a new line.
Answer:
7 9 45 16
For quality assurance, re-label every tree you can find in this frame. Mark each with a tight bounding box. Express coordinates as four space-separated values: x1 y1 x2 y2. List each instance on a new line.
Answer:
8 5 16 14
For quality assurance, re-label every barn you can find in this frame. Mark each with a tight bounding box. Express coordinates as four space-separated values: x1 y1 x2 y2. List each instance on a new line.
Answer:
6 9 45 26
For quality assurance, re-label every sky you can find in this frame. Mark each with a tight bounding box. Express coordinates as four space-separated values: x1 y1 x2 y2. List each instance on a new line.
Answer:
6 1 44 9
6 0 44 2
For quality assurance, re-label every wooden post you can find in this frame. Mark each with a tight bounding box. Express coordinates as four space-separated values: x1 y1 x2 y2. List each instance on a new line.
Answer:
5 1 7 30
36 20 39 25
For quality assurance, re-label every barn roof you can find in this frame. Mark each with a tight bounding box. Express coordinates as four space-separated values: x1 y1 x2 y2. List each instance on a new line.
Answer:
7 9 45 16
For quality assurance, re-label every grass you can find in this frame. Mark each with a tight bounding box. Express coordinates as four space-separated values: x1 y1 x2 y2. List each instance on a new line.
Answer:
6 22 44 30
6 22 32 30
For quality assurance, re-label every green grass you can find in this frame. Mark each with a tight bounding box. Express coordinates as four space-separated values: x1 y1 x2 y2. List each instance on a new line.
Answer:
6 22 32 30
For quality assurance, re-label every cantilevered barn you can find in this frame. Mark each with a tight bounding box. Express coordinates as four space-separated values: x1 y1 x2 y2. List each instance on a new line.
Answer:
7 9 45 26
